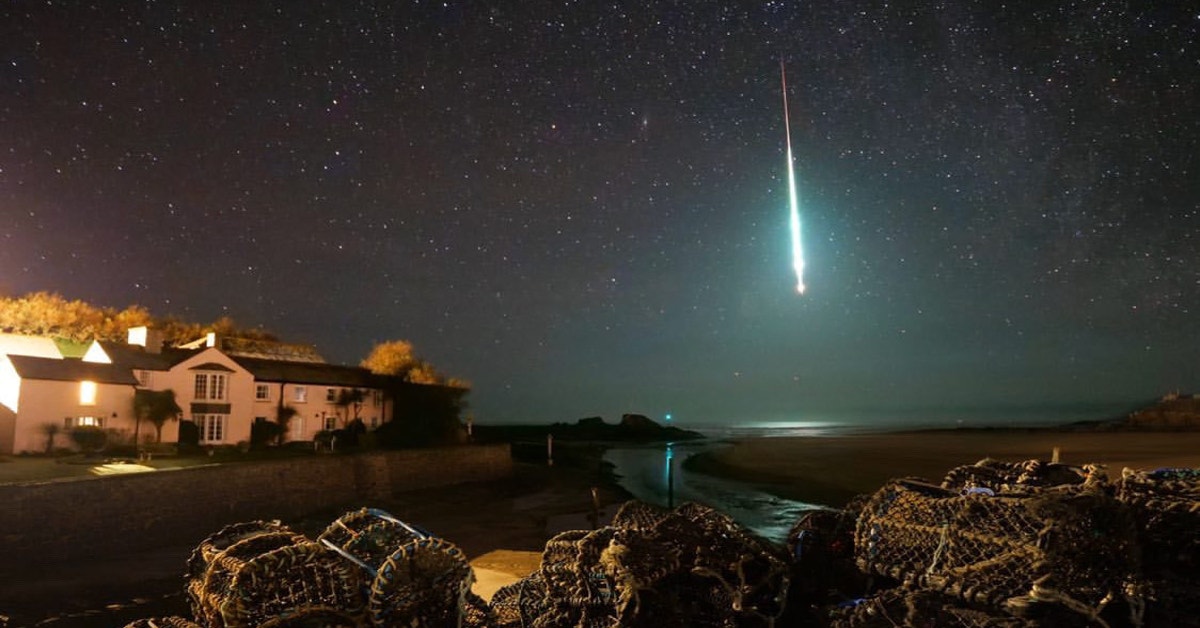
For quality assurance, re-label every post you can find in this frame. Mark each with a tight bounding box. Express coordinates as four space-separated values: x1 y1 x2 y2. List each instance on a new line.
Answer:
665 443 675 509
547 433 554 467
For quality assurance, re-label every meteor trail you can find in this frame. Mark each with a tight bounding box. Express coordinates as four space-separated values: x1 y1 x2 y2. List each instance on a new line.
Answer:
780 60 806 294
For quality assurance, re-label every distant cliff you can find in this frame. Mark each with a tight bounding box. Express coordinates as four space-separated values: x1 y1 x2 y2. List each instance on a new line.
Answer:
1124 394 1200 430
475 414 702 443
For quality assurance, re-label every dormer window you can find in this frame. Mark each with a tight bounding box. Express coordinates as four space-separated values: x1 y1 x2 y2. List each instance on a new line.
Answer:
80 381 97 405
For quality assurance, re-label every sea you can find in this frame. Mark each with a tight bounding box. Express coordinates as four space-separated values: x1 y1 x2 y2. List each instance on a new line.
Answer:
602 401 1141 543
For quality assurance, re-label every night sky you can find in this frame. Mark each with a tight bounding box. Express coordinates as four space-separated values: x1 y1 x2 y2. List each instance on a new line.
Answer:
3 1 1198 426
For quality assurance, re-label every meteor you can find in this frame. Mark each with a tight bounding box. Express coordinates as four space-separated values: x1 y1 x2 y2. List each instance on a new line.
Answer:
780 60 806 294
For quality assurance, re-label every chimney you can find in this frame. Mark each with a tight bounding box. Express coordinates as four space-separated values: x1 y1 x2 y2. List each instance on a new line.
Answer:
127 326 164 354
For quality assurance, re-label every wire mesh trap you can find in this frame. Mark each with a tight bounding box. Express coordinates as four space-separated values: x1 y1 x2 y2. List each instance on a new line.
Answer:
317 508 476 628
491 500 792 628
941 458 1105 494
854 478 1140 625
1116 467 1200 627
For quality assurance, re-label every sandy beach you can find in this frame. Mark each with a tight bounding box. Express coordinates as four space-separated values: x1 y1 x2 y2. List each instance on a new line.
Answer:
688 429 1200 508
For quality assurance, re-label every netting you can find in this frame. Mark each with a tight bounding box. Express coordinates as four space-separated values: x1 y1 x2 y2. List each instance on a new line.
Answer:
1116 467 1200 627
941 458 1106 494
784 498 869 615
827 588 1037 628
854 478 1139 624
121 618 204 628
490 500 790 628
317 508 476 628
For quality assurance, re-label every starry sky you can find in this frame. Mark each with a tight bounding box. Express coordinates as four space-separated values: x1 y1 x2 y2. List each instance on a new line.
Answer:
2 1 1198 426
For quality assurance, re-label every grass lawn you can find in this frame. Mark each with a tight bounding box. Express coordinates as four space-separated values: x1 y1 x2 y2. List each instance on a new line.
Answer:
0 447 324 484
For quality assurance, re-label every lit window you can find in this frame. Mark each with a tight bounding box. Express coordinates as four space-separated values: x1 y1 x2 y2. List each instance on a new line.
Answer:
294 386 307 403
80 381 97 405
324 415 337 430
326 388 337 402
73 416 101 427
255 384 270 401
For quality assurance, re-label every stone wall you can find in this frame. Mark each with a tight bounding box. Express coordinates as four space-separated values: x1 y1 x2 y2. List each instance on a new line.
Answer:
0 444 511 567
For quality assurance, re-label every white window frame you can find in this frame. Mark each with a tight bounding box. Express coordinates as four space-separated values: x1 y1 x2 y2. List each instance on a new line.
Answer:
255 384 270 401
195 414 227 443
323 415 337 431
194 373 227 401
293 386 307 403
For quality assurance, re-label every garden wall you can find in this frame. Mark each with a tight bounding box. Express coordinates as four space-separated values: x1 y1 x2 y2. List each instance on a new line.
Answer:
0 444 511 567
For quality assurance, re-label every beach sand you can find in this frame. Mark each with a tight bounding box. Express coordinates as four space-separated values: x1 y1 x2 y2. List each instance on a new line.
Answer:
689 429 1200 508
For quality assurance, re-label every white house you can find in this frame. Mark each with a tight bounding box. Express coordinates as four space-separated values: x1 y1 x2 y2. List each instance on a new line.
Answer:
0 326 396 454
0 354 139 454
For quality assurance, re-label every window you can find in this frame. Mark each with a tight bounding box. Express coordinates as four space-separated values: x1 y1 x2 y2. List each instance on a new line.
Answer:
255 384 270 401
324 415 337 431
369 416 379 428
326 388 337 402
136 370 151 387
373 390 383 407
79 381 97 405
65 416 104 428
194 373 227 401
194 414 226 443
294 386 307 403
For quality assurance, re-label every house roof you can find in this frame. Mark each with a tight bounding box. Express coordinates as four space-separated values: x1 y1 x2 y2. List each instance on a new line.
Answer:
96 341 196 371
0 334 64 359
7 355 140 385
231 356 380 388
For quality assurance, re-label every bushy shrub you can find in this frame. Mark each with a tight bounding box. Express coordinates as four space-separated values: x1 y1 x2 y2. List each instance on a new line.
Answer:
177 420 201 453
250 418 283 450
69 426 107 453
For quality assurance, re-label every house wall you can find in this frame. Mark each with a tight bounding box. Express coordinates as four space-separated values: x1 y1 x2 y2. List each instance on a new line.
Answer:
256 383 388 443
11 379 135 454
158 348 255 445
0 444 512 567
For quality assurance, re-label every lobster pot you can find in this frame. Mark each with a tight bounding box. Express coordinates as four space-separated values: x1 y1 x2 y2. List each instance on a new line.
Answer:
317 508 475 628
854 479 1138 621
121 618 204 628
827 588 1036 628
941 459 1102 493
1116 468 1200 571
785 502 870 612
490 571 554 628
1116 468 1200 627
602 502 790 627
186 520 302 583
536 528 621 627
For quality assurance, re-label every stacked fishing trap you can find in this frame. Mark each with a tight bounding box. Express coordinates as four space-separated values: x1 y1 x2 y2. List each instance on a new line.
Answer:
1115 467 1200 627
491 500 791 627
118 459 1200 628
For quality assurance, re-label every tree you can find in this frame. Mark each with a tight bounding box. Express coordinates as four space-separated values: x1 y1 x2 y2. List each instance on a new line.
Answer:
39 422 61 454
275 403 299 445
361 339 458 385
133 389 182 444
334 388 367 426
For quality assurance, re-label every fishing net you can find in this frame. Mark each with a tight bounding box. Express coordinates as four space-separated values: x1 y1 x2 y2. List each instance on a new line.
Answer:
490 500 790 628
941 459 1106 494
121 618 204 628
193 539 365 628
317 508 475 628
784 498 869 613
854 478 1139 625
1116 467 1200 626
827 588 1037 628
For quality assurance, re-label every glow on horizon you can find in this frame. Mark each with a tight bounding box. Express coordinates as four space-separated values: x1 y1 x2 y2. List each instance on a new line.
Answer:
780 60 806 294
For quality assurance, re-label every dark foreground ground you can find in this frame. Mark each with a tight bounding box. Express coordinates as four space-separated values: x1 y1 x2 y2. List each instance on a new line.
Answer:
0 456 627 628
